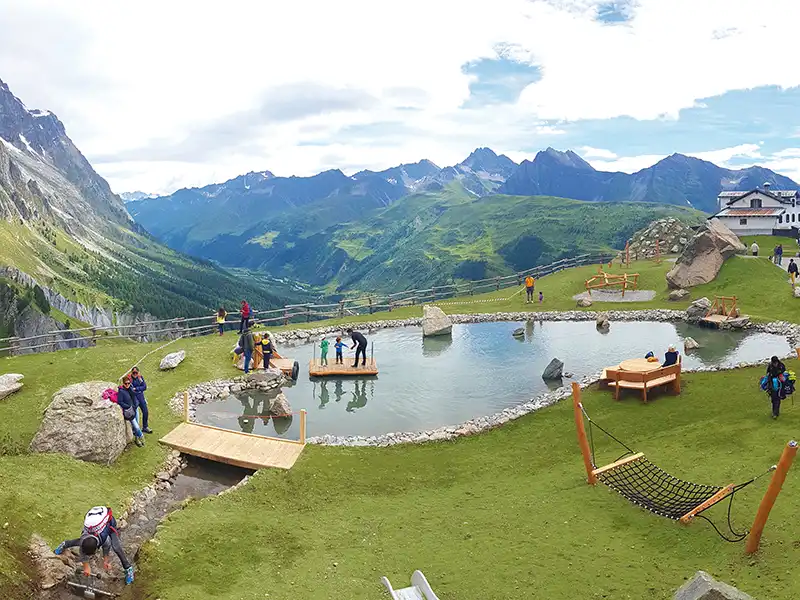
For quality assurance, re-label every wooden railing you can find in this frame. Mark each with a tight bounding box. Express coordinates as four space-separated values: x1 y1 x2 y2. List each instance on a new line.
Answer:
0 253 612 356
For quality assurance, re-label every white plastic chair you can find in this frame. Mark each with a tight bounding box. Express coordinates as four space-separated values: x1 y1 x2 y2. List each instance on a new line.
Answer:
381 570 440 600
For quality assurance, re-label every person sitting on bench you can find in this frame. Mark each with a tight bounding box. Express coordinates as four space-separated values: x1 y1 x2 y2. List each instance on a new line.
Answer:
662 345 679 367
54 506 134 585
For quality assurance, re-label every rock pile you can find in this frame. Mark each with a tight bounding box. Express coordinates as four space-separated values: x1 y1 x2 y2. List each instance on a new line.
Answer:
666 218 746 289
624 218 696 259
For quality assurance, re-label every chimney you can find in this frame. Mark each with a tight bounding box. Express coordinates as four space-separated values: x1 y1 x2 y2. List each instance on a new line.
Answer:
764 181 771 191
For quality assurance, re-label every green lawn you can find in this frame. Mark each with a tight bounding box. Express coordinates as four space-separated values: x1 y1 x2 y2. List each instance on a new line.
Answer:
2 257 800 599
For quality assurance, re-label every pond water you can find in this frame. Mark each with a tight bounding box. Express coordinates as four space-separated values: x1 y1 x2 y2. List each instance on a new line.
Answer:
195 321 791 439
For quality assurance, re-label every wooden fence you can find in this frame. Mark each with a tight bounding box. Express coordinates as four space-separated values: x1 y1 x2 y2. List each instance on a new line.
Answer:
0 253 612 356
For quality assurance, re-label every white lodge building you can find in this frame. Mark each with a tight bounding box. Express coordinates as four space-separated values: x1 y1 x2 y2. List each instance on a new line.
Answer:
714 183 800 236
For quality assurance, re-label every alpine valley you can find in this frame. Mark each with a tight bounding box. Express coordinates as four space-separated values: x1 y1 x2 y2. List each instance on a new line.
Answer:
128 148 797 294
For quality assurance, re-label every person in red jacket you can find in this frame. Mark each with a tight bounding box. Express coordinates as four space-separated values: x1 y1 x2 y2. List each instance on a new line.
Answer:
238 300 251 334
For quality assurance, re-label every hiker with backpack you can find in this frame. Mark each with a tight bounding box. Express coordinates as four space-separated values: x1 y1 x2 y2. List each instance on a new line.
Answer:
54 506 135 585
117 376 145 446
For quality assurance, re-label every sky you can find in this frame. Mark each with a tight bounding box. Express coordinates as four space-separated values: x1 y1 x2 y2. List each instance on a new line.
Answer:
1 0 800 195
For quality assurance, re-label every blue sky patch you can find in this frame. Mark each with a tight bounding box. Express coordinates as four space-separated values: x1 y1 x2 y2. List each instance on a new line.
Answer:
595 1 635 24
461 57 542 108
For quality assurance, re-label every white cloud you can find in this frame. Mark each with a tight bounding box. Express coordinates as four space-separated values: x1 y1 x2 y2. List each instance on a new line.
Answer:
1 0 799 193
588 153 667 173
578 146 618 160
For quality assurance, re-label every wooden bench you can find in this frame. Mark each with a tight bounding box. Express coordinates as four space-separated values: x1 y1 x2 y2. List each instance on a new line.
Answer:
605 360 681 403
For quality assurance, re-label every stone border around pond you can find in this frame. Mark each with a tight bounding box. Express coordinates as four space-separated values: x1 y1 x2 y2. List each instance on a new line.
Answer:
267 309 800 447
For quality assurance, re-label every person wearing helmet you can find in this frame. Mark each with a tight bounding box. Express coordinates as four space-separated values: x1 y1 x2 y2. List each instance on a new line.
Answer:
53 506 135 585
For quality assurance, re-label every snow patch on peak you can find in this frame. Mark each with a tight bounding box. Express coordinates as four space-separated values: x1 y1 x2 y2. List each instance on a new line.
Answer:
18 134 38 155
29 109 53 118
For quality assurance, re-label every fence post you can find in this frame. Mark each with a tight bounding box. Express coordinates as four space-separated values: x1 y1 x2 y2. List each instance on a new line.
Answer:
283 308 289 326
469 282 474 296
338 300 344 319
517 274 522 286
183 391 190 423
300 409 307 444
10 336 19 355
388 299 393 312
495 277 500 291
306 305 311 323
90 327 97 347
369 297 373 314
50 332 58 352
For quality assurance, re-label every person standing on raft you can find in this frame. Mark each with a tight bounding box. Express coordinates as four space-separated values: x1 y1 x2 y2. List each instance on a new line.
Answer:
347 328 368 368
54 506 135 585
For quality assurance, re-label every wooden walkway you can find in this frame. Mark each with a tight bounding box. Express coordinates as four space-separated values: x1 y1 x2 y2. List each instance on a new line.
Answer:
308 358 378 377
159 422 305 470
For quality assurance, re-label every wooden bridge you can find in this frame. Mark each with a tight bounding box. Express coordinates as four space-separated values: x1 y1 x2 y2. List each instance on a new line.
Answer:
159 393 307 470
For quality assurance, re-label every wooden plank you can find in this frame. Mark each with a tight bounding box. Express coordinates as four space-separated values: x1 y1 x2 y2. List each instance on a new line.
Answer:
592 452 645 476
679 484 736 524
159 423 305 470
308 358 378 377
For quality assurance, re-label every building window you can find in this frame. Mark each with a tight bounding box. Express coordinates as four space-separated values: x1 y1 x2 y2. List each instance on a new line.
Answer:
751 198 762 208
740 218 748 225
794 214 797 223
779 214 783 223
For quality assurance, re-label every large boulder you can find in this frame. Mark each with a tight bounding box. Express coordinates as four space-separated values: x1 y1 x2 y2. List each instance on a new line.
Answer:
542 358 564 380
666 219 745 289
673 570 754 600
269 392 293 417
28 534 73 590
686 297 712 321
29 381 130 464
422 305 452 337
0 373 23 400
160 350 186 370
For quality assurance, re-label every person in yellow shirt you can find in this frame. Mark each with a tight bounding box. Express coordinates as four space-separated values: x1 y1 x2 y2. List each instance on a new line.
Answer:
524 275 535 303
216 307 227 336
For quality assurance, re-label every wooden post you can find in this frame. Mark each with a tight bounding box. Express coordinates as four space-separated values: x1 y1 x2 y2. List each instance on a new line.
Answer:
495 277 500 291
745 440 798 554
388 299 393 312
183 391 190 423
299 409 307 444
306 305 311 323
469 282 474 296
572 383 597 485
283 308 289 326
338 300 345 319
368 297 373 314
10 336 19 355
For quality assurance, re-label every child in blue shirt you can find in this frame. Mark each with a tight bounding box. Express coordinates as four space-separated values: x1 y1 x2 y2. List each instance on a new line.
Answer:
334 336 345 364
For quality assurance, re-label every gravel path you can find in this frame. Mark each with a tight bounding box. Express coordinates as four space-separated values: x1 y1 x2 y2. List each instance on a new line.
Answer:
572 290 657 303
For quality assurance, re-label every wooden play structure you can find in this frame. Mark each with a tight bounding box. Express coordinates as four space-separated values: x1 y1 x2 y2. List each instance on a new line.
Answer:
381 570 440 600
700 295 739 327
572 383 796 551
234 346 300 380
601 357 681 402
159 392 307 470
585 270 639 297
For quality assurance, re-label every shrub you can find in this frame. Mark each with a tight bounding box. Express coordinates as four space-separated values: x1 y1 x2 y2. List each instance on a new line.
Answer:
33 285 50 314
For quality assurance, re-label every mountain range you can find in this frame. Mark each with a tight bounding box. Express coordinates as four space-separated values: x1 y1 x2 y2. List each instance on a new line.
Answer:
0 77 303 343
127 146 796 292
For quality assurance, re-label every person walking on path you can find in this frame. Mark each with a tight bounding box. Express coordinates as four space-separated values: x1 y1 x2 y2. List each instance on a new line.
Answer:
524 275 535 303
117 376 144 446
216 307 227 336
766 356 787 419
54 506 135 585
238 300 251 334
130 367 152 434
789 259 799 285
347 328 368 368
239 322 255 374
751 241 759 256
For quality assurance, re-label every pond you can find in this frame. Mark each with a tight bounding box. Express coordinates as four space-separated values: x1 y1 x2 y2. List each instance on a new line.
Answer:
194 321 791 439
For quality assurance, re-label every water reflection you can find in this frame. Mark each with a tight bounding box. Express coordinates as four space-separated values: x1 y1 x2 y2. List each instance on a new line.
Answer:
422 336 453 357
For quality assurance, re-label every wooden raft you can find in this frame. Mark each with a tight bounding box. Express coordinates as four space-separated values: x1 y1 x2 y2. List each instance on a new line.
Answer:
308 358 378 377
159 422 305 470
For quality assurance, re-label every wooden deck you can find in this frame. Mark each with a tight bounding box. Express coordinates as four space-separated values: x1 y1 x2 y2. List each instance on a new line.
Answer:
159 422 305 470
308 358 378 377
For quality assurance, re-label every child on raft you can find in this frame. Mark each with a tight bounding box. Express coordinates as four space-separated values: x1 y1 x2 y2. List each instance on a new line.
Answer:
334 336 345 364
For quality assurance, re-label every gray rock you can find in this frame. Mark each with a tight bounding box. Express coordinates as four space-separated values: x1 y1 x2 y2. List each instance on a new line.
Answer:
576 298 592 307
269 392 293 417
669 289 690 301
684 337 700 350
542 358 564 380
671 245 680 253
794 286 800 298
666 219 746 289
512 327 525 338
686 297 712 320
0 373 23 400
30 381 130 464
28 533 73 590
596 312 610 330
727 316 750 329
422 305 452 337
673 570 754 600
160 350 186 370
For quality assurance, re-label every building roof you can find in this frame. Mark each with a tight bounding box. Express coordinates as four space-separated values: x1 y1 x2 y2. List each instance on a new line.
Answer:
716 207 785 217
718 189 798 201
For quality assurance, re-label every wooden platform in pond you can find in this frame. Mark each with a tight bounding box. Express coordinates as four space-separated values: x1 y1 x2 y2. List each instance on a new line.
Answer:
700 314 743 328
159 422 305 470
308 358 378 377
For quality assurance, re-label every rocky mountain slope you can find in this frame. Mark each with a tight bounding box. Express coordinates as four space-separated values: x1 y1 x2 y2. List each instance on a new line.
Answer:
0 77 303 349
500 148 799 213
